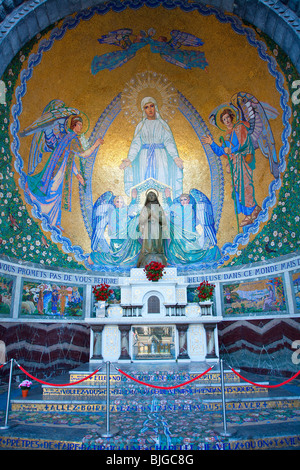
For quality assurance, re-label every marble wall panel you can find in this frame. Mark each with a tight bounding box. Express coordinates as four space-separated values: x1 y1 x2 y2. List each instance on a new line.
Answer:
218 318 300 376
0 322 90 376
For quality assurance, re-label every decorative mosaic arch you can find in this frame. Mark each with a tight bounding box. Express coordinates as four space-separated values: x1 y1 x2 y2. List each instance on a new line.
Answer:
9 1 291 274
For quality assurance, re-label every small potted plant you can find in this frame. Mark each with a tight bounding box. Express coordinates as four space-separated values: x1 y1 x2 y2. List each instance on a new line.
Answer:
92 284 113 317
197 280 215 315
19 379 32 398
144 261 166 282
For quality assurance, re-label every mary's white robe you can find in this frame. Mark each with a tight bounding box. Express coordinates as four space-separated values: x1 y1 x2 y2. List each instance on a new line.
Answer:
124 117 183 199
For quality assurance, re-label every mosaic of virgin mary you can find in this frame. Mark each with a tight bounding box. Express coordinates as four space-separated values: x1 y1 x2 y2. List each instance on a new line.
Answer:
119 96 184 200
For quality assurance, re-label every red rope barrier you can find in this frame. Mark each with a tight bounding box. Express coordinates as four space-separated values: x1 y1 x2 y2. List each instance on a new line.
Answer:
231 367 300 389
0 361 9 370
116 366 213 390
16 362 102 387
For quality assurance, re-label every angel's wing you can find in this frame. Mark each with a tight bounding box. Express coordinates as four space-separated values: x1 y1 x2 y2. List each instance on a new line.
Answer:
20 99 79 137
169 30 204 48
159 52 191 69
231 92 279 178
190 189 218 246
97 29 133 47
20 100 80 175
91 49 137 74
159 48 208 70
91 191 115 252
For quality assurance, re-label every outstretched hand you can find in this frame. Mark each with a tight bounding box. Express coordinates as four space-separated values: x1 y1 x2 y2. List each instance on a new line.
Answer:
76 174 85 185
119 158 131 170
95 137 104 147
201 135 213 145
174 157 184 169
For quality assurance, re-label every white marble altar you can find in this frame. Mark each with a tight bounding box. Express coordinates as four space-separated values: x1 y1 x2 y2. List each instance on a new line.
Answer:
89 268 220 363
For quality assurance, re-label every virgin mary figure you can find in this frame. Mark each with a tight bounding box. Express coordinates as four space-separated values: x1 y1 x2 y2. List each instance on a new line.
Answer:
120 97 184 199
137 190 168 268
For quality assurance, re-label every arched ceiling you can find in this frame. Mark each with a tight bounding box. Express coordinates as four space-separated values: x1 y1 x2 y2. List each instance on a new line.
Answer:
1 0 300 78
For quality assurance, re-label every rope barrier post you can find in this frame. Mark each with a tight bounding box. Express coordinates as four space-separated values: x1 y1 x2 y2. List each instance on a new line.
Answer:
0 359 14 430
219 358 231 437
100 361 118 438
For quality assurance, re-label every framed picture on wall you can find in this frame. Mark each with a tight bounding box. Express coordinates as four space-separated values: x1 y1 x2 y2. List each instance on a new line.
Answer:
0 274 14 316
222 275 287 317
20 279 84 319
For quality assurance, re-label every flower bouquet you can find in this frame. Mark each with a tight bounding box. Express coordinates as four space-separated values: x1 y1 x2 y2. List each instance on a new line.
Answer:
197 280 215 302
93 284 113 318
19 379 32 397
144 261 166 282
92 284 113 302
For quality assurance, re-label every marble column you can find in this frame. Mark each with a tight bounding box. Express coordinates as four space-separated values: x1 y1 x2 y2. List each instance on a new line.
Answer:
118 325 131 361
91 325 104 360
204 323 218 359
176 324 190 360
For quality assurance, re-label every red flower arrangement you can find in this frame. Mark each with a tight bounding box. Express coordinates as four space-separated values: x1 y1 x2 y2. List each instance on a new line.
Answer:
92 283 113 301
144 261 166 282
197 280 215 302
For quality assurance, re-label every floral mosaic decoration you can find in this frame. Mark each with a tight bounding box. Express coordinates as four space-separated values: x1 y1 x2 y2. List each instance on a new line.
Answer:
229 26 300 266
0 27 85 271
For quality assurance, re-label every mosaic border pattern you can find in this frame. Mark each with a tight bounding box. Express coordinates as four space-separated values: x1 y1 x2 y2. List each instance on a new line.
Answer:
0 434 299 450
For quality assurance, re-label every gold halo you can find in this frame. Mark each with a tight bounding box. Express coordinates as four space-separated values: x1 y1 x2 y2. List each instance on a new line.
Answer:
215 105 237 131
121 71 179 126
66 112 90 135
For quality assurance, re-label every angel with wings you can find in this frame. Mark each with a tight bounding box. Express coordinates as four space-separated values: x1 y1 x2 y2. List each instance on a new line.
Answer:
91 28 208 74
21 100 104 231
91 28 146 74
88 189 141 267
201 92 279 230
150 29 208 70
164 188 220 265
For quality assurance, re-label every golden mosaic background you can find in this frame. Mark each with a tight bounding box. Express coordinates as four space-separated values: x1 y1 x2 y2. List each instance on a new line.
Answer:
14 6 285 256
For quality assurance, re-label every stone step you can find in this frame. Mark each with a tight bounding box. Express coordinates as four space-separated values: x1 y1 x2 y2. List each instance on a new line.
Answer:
41 381 269 399
202 395 300 412
10 394 300 414
11 362 298 419
68 369 240 385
